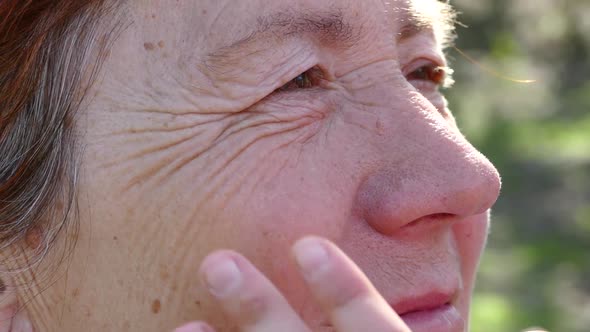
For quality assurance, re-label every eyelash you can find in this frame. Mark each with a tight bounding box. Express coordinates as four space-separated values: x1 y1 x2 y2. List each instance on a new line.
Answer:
275 61 454 93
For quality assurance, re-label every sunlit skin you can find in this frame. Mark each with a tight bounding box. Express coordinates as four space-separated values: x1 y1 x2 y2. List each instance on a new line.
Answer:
16 0 500 331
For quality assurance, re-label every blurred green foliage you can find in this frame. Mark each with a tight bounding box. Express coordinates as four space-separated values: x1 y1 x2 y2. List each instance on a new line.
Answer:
446 1 590 331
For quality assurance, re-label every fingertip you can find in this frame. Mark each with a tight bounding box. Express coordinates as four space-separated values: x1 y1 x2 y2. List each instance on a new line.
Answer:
199 252 243 298
292 236 331 280
292 236 369 307
197 249 311 331
173 322 215 332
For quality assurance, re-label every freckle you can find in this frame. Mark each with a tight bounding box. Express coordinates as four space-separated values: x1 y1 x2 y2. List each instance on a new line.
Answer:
143 42 156 51
158 40 165 48
194 300 201 307
151 299 161 314
113 236 118 241
72 288 80 298
201 9 207 14
25 227 43 250
151 14 156 19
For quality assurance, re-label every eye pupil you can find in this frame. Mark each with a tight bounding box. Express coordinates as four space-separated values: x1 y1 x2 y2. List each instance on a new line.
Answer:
294 73 313 89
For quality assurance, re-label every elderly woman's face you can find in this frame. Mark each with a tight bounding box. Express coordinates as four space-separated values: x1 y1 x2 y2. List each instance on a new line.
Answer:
35 0 499 331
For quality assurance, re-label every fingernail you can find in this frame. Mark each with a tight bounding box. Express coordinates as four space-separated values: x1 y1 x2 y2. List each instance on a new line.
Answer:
174 322 214 332
203 256 242 297
293 237 330 279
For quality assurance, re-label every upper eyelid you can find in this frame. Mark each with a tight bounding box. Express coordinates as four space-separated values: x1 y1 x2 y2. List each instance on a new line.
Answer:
403 56 445 72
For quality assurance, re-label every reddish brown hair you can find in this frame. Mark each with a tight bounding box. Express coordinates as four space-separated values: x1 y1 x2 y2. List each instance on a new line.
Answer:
0 0 119 265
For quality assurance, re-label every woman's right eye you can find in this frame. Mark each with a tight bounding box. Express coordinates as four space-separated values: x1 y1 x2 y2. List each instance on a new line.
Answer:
276 67 323 93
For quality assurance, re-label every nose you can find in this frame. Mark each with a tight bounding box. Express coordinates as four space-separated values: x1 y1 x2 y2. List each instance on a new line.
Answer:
353 90 501 235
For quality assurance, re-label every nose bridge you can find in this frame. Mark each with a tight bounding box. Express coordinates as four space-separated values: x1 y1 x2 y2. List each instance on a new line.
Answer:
354 85 501 234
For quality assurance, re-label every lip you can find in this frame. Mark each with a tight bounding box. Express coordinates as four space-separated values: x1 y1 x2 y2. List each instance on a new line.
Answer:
391 292 465 332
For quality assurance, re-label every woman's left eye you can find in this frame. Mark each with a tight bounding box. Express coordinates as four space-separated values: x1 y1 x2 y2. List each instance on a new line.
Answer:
276 67 323 93
406 63 449 88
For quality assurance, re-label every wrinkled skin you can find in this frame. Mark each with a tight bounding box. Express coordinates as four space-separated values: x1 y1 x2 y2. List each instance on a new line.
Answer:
18 0 500 331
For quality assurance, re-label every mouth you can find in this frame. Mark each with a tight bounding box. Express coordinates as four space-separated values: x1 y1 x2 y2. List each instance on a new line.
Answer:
391 292 465 332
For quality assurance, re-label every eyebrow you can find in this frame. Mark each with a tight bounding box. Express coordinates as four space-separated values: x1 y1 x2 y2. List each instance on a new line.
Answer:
398 20 434 43
205 8 359 67
258 9 360 46
205 4 455 68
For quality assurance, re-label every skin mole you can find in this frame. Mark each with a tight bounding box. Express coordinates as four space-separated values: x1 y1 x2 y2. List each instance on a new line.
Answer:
152 299 162 314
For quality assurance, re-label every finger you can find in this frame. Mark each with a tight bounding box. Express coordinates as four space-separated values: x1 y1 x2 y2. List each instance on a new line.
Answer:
292 236 411 332
173 322 215 332
199 250 310 332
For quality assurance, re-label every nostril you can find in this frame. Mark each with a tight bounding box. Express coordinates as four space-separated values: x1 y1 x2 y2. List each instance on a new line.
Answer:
402 213 457 231
355 165 500 236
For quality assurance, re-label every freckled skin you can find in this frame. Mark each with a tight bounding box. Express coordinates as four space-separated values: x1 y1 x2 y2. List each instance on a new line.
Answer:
18 0 500 331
